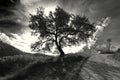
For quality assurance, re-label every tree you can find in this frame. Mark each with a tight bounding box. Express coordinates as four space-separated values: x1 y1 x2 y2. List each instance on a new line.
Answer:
29 6 96 57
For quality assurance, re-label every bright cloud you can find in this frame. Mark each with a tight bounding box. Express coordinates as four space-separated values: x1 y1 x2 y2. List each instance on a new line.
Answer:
10 31 38 53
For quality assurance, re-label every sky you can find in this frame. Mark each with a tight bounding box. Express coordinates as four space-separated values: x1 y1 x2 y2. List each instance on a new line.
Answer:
0 0 120 53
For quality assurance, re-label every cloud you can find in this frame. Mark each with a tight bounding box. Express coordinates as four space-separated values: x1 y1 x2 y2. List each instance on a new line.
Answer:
58 0 120 46
0 0 58 35
0 20 20 28
21 0 57 15
0 0 28 35
0 0 120 47
0 0 21 18
58 0 120 18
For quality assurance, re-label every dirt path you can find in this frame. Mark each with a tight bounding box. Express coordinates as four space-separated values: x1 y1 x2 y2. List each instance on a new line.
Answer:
81 57 120 80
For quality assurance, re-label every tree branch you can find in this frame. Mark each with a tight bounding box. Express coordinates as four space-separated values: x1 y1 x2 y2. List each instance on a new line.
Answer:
45 29 56 35
41 38 55 46
58 33 73 47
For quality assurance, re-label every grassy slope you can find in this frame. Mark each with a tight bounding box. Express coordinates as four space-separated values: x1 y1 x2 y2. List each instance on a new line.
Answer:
3 54 120 80
0 41 23 57
2 55 84 80
0 41 120 80
0 41 53 78
111 51 120 61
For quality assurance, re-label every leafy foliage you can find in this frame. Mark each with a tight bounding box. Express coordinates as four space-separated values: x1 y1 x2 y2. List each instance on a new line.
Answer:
29 6 96 56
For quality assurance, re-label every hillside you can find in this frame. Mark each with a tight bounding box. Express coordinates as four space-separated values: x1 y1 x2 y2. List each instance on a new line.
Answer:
0 42 120 80
0 41 23 57
0 41 53 78
0 41 53 58
0 54 119 80
111 50 120 62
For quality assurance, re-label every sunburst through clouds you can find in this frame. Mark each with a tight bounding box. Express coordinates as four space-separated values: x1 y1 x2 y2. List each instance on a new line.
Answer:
0 0 111 55
0 16 110 55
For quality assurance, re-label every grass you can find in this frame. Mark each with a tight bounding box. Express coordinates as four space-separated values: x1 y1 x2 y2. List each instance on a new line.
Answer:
107 51 120 62
0 41 120 80
0 53 53 78
4 55 84 80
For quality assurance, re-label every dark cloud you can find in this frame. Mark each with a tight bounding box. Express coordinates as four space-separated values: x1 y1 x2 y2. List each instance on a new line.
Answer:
0 0 27 35
0 8 14 17
0 0 21 17
0 0 20 7
0 20 19 28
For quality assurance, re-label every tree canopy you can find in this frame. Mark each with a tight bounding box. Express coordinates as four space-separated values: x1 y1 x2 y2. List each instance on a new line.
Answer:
29 6 96 57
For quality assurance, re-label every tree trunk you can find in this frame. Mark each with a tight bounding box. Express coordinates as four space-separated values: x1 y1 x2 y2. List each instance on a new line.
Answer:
55 40 66 72
54 33 65 57
58 47 65 57
55 38 65 57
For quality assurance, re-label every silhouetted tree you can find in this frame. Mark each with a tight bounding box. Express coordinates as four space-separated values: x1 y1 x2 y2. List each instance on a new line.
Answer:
29 7 96 57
